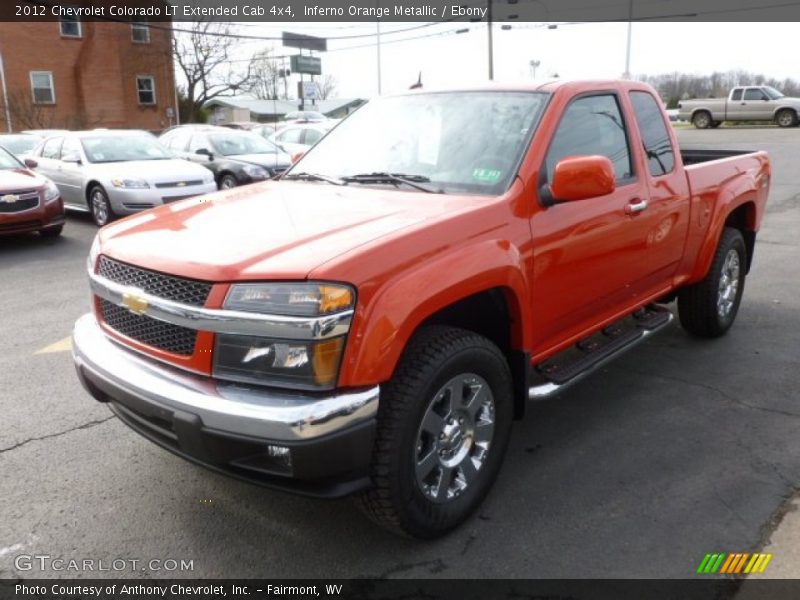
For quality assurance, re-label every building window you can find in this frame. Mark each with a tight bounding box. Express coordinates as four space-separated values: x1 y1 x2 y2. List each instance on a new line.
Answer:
30 72 55 104
136 76 156 105
59 16 82 38
131 22 150 43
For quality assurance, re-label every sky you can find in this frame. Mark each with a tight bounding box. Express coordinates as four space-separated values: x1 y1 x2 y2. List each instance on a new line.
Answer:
215 22 800 99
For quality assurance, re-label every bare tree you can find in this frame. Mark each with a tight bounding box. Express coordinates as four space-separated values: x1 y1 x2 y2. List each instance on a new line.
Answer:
317 74 339 100
172 21 251 122
0 90 55 131
246 49 282 100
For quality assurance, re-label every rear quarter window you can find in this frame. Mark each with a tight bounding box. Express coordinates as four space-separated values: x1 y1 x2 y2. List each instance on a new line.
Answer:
629 91 675 177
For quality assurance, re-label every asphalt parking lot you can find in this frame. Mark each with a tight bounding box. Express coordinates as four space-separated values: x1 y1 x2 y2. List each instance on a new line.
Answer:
1 127 798 579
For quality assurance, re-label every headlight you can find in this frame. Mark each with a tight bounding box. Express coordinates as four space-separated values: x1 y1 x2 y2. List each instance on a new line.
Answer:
213 335 345 390
111 178 150 189
214 282 355 390
224 283 354 317
43 180 60 203
243 165 269 179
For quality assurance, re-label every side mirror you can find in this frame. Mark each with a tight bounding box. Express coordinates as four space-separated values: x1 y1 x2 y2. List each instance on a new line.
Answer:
196 148 213 160
290 151 305 164
23 158 38 169
549 155 615 202
62 153 82 164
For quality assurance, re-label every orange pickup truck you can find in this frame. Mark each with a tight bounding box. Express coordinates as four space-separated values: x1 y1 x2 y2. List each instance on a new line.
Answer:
73 80 770 538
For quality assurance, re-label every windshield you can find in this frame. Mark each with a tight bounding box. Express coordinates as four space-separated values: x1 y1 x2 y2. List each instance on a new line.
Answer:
290 91 549 195
0 147 23 169
209 132 282 156
0 135 40 155
80 135 172 163
763 86 785 100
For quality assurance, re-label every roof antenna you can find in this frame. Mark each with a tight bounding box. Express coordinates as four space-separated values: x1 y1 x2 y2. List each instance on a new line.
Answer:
409 72 423 90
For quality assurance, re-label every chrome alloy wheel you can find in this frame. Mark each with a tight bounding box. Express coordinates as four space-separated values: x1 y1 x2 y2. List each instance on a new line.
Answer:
414 373 495 503
717 248 741 318
91 190 109 226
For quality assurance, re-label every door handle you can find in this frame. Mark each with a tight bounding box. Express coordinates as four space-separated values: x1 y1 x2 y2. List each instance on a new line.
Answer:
625 198 648 215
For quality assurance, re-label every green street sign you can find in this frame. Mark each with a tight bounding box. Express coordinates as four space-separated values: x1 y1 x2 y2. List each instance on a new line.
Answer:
290 55 322 75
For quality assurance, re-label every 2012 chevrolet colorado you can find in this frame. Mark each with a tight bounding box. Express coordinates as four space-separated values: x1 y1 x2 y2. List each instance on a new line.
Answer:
72 80 770 538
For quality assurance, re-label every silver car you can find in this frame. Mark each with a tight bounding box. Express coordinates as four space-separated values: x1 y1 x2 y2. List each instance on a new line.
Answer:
27 130 217 226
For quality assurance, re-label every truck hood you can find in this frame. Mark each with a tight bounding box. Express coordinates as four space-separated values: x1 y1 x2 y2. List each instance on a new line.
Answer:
98 181 458 281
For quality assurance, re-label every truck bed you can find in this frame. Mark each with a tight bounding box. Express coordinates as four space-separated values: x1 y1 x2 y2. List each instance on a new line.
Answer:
680 148 755 166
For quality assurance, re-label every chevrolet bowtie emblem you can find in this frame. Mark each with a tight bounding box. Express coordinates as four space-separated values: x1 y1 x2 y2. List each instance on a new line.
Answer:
1 194 19 204
122 292 149 315
176 181 187 187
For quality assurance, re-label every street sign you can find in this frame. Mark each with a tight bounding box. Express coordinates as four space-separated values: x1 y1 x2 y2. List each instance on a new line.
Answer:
282 31 327 52
301 81 320 100
290 54 322 76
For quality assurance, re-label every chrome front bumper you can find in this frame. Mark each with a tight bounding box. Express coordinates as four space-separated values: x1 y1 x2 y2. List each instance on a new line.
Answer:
72 314 379 442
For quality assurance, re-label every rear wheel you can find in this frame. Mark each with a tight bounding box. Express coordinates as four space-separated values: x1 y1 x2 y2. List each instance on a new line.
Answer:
357 326 513 538
678 227 747 338
693 111 712 129
776 109 798 128
89 186 115 227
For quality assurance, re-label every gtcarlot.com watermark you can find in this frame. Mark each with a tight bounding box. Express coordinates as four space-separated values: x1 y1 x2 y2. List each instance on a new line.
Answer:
14 554 194 573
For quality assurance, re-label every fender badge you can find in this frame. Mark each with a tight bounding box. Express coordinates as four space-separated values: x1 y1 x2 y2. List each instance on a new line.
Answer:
122 292 149 315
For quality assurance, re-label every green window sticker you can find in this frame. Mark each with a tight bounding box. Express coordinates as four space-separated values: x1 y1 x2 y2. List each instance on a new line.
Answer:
472 168 502 183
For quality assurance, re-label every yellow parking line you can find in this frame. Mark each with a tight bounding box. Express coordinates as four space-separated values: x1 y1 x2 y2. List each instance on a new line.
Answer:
35 336 72 354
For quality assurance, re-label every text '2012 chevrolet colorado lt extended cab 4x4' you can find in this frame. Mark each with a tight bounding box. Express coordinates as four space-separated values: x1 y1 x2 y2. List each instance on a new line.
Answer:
73 80 770 538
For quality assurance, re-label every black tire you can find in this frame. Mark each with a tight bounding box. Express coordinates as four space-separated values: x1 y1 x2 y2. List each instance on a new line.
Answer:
88 185 115 227
693 111 712 129
357 326 513 538
39 225 63 238
711 121 722 128
678 227 747 338
219 174 238 190
776 109 798 128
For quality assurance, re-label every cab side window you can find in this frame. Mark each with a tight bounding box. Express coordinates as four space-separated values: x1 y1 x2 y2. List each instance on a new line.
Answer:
629 91 675 177
59 137 82 161
41 137 63 159
731 89 743 101
743 88 766 101
546 94 633 183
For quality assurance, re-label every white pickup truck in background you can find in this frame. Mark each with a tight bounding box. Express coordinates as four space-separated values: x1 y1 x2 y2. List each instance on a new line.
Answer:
678 86 800 128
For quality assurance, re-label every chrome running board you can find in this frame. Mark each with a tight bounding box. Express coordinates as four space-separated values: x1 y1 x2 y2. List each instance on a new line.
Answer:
528 305 674 400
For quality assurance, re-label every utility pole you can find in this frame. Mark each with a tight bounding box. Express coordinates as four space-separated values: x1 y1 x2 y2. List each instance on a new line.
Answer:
376 18 382 94
487 0 494 80
623 0 633 79
0 53 12 132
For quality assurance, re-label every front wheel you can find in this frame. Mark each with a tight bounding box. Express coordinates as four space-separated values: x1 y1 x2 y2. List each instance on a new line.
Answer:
89 186 115 227
357 326 513 538
219 174 238 190
678 227 747 338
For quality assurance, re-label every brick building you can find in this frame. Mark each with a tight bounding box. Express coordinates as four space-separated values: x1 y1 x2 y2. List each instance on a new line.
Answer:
0 19 177 132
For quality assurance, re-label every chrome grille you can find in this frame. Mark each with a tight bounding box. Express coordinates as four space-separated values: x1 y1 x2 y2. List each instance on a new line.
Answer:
155 180 204 189
100 299 198 356
98 256 212 307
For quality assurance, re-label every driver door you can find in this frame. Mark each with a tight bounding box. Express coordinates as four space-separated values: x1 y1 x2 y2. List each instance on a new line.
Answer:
529 93 651 356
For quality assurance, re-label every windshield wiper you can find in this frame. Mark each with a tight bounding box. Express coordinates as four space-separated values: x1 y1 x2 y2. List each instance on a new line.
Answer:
341 172 441 193
282 172 347 186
